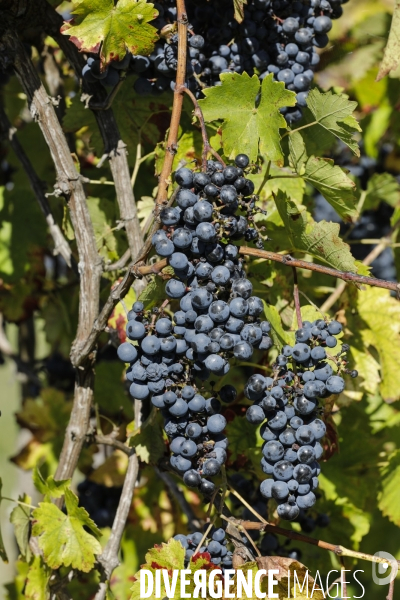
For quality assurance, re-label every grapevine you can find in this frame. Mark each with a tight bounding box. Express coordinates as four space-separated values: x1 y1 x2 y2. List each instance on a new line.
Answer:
0 0 399 599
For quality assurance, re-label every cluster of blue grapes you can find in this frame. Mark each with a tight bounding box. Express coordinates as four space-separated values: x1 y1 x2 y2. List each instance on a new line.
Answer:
81 52 154 88
117 154 272 494
77 480 122 528
174 526 233 569
132 0 349 122
244 318 357 520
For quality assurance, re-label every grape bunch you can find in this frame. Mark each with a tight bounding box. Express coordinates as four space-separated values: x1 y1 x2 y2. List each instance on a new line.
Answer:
174 526 233 569
77 480 122 528
81 52 154 89
244 318 357 520
131 0 349 122
117 154 273 493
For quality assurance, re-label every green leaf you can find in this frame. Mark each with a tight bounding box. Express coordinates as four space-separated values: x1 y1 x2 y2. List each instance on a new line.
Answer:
0 478 9 563
225 415 257 462
139 271 173 309
350 287 400 402
32 467 71 500
364 172 400 210
377 1 400 80
62 0 159 66
300 88 361 155
10 495 32 560
25 556 51 600
32 489 102 572
378 450 400 526
289 132 357 221
274 192 358 272
198 72 296 165
263 301 295 348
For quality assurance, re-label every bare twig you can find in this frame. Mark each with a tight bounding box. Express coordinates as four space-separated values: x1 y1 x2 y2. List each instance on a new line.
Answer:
154 0 188 208
229 518 400 568
292 267 303 328
387 577 395 600
0 103 72 267
239 246 400 294
181 87 226 170
104 249 131 272
1 33 103 492
94 450 139 600
40 0 142 261
94 435 131 456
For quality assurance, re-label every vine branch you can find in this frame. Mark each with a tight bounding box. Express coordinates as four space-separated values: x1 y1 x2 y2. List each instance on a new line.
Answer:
181 86 226 170
228 518 400 568
154 0 188 209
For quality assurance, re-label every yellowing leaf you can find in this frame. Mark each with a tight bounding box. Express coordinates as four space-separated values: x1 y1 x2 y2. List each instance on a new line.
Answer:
354 287 400 402
32 489 102 572
199 72 296 165
32 467 71 499
377 1 400 80
378 450 400 526
62 0 159 66
274 192 358 272
25 556 50 600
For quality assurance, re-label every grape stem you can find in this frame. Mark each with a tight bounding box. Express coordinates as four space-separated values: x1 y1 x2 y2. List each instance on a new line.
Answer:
154 0 188 209
180 86 226 170
230 518 400 568
130 247 400 294
292 267 303 328
387 577 395 600
220 514 261 558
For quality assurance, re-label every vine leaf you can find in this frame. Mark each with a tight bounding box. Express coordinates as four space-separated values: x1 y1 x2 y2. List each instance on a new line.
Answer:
225 416 258 461
256 556 325 599
0 478 9 563
130 539 217 600
364 172 400 210
274 192 358 272
262 302 295 348
32 489 102 573
377 1 400 81
233 0 247 22
198 72 296 166
62 0 159 66
32 466 71 500
350 287 400 402
378 449 400 526
25 556 50 600
10 495 32 561
300 89 361 156
289 132 357 221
